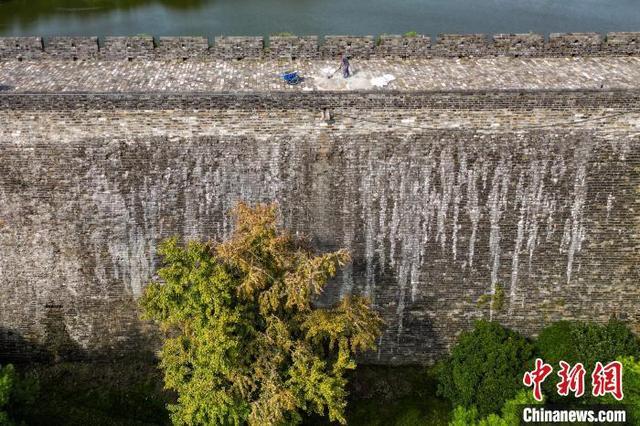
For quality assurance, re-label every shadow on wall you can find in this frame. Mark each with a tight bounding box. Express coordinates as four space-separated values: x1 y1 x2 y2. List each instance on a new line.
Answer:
0 306 157 365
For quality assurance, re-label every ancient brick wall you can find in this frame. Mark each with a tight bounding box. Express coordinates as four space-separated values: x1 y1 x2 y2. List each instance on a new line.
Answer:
46 37 99 60
0 90 638 364
268 36 319 60
1 32 639 61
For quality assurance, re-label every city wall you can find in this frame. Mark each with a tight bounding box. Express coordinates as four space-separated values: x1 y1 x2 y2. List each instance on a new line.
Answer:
0 89 638 363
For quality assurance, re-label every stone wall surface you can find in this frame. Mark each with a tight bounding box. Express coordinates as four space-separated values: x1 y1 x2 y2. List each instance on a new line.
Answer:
156 37 209 60
213 36 264 60
45 37 99 60
102 36 155 60
268 36 319 59
605 32 640 55
321 36 376 59
546 32 603 56
1 32 640 60
375 35 431 58
0 89 638 364
492 34 545 57
0 37 43 60
434 34 489 57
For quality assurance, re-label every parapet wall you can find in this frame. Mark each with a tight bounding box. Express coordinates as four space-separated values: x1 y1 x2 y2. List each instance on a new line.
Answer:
0 32 638 60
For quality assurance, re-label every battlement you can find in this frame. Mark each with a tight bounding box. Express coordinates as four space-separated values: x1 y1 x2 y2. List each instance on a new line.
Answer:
0 32 639 61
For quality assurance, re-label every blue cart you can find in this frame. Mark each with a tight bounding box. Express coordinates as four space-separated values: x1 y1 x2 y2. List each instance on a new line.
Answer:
282 71 301 85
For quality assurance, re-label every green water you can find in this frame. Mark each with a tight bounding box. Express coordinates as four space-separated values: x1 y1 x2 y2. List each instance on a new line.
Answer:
0 0 638 38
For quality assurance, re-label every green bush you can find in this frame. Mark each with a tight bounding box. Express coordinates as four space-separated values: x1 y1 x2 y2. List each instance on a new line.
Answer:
436 321 534 417
537 319 639 366
604 357 640 423
536 319 639 402
0 364 15 425
0 363 39 426
449 390 541 426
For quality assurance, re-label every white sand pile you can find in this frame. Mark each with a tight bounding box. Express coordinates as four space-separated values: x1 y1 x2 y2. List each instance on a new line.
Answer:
314 66 396 91
370 74 396 88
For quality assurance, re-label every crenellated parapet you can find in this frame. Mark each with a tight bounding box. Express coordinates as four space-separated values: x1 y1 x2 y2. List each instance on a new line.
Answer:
0 31 639 61
0 37 44 60
46 37 99 60
374 34 431 58
156 37 209 60
213 36 264 60
268 36 319 59
102 36 155 60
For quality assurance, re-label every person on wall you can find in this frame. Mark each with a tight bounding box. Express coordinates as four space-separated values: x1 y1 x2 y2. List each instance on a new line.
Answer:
341 53 351 78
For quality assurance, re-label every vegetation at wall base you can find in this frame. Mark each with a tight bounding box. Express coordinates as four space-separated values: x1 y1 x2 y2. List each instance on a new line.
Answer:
449 390 541 426
6 360 171 426
536 319 640 403
344 365 450 426
140 203 382 425
436 320 534 417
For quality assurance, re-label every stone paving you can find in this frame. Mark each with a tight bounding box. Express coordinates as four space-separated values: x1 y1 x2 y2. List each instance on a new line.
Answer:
1 56 640 93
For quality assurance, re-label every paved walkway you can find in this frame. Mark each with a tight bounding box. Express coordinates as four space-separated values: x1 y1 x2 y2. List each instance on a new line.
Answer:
1 56 640 93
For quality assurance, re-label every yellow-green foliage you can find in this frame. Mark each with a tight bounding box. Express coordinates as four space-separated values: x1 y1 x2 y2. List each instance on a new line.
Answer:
141 203 382 426
476 284 504 312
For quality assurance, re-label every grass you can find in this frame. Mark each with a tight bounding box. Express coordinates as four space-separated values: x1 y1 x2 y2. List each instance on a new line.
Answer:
271 32 295 37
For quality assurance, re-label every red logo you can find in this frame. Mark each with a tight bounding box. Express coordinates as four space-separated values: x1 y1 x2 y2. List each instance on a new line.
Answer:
523 358 554 401
592 361 624 401
557 361 586 398
524 359 624 401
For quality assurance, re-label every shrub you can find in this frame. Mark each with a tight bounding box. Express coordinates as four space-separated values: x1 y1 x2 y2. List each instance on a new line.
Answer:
141 203 382 426
0 364 15 425
604 357 640 423
536 319 640 402
537 319 639 366
436 321 534 416
449 390 541 426
0 364 38 426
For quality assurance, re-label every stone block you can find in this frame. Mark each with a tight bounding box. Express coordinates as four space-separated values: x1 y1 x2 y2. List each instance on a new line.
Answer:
434 34 489 57
321 36 375 59
156 36 210 60
546 32 603 56
492 33 544 56
374 34 431 58
102 36 155 60
46 37 99 60
268 36 319 59
213 36 264 60
0 37 44 60
604 32 640 55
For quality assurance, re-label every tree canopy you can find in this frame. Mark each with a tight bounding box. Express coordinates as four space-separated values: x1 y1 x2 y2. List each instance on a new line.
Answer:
141 203 382 425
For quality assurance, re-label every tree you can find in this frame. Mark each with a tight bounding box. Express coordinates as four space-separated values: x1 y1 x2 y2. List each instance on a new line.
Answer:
436 321 534 416
141 203 382 425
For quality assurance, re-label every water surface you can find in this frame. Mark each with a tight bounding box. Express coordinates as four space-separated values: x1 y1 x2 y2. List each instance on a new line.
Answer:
0 0 638 38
